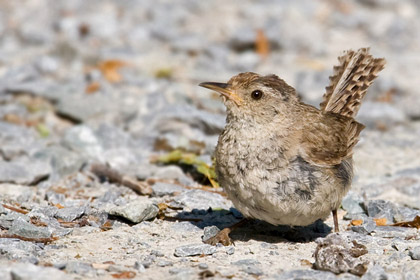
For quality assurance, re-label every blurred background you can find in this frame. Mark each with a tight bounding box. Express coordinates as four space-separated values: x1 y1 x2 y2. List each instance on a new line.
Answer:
0 0 419 204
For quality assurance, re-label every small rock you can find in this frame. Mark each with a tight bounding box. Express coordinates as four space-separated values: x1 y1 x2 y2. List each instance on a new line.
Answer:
232 259 261 266
0 160 51 185
275 269 339 280
351 217 376 235
342 191 365 216
0 239 41 263
373 226 418 239
171 189 231 210
171 221 201 232
62 125 103 159
141 255 156 268
365 200 396 223
198 263 208 269
150 250 164 257
55 206 85 222
65 261 95 276
11 262 69 280
8 217 52 239
361 265 389 280
174 243 216 257
314 233 369 276
152 182 185 197
226 246 235 255
202 226 220 242
134 261 146 272
409 246 420 260
108 199 158 223
0 205 7 215
157 260 173 267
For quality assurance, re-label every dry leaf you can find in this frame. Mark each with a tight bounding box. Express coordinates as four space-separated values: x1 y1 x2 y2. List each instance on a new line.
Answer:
391 216 420 229
350 219 363 226
85 81 100 94
54 203 65 209
98 60 127 83
300 259 312 266
111 271 136 279
74 253 82 259
255 29 269 58
373 218 387 226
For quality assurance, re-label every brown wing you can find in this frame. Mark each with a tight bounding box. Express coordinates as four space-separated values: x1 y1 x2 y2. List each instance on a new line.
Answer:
320 48 385 118
299 112 365 166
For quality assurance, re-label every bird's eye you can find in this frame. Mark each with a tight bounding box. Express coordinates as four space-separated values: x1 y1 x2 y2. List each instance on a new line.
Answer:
251 90 263 100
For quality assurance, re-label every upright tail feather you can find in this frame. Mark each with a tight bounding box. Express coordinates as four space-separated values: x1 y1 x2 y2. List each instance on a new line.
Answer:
320 48 386 118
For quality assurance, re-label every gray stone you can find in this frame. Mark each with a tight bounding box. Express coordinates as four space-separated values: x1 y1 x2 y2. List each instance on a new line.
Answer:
171 221 201 232
8 217 52 239
157 260 173 267
274 269 339 280
409 246 420 260
0 239 41 262
0 160 51 185
0 204 7 215
65 261 95 276
171 189 231 210
45 191 65 205
232 259 261 266
366 200 397 223
174 243 217 257
361 265 389 280
141 255 156 268
55 206 85 222
226 246 235 255
202 226 220 242
62 125 103 160
108 199 158 223
152 182 185 197
242 265 263 276
198 263 208 269
351 218 376 235
0 212 30 229
342 191 365 216
373 226 418 239
151 250 164 257
33 146 85 181
29 206 59 220
314 233 369 276
10 262 70 280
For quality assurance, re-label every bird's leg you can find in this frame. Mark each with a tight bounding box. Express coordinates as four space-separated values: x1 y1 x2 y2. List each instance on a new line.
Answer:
204 219 249 246
332 209 339 232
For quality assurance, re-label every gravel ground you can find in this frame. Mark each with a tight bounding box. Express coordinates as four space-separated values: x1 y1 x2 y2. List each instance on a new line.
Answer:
0 0 420 279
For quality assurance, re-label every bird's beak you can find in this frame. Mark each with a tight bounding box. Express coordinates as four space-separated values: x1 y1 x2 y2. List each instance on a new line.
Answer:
199 82 243 106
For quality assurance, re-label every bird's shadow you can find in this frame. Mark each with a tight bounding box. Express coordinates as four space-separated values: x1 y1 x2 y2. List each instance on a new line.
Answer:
175 207 332 244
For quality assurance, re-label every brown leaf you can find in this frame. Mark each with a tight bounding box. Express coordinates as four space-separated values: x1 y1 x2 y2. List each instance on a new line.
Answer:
98 60 127 83
350 219 363 226
111 271 136 279
74 253 82 259
255 29 270 58
373 218 387 226
2 204 29 214
300 259 312 266
54 203 65 209
391 216 420 229
85 82 100 94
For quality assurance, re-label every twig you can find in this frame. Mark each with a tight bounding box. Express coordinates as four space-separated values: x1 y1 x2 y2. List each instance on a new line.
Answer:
0 233 58 244
2 204 29 214
91 163 152 195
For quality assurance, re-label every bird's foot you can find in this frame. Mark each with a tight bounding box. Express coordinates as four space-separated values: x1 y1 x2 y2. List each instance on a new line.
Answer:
204 228 233 246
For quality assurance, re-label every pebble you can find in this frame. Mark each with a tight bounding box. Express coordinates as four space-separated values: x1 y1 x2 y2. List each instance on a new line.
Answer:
171 190 231 210
202 226 220 242
351 217 377 235
174 244 217 257
409 246 420 260
55 206 86 222
10 262 70 280
360 265 389 280
8 217 52 239
151 182 185 197
108 199 159 223
275 269 340 280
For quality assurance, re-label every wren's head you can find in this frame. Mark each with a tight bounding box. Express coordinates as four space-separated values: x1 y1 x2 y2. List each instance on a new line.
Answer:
200 72 299 123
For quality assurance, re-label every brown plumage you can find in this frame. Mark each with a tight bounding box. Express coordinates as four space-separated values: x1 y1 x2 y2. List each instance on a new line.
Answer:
199 48 385 245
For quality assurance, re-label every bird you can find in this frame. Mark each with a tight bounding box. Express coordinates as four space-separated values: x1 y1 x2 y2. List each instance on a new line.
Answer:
199 48 385 245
